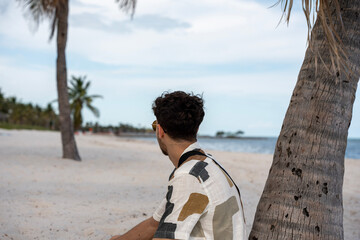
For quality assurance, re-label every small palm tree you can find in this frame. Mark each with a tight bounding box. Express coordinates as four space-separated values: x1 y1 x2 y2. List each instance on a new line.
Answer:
68 76 102 131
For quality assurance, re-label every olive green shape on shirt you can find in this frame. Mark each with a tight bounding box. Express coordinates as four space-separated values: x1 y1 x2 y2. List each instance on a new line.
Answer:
190 211 208 238
212 196 239 240
190 220 205 237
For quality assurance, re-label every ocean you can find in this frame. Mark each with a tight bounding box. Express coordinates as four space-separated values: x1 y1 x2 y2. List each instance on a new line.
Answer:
197 137 360 160
131 136 360 159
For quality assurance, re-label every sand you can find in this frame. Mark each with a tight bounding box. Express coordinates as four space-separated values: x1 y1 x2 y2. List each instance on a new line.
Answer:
0 129 359 240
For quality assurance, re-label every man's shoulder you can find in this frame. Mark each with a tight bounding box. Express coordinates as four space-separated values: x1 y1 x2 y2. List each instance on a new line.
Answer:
169 158 213 183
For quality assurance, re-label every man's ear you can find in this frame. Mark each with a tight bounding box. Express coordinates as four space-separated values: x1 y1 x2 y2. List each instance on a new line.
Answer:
158 124 166 138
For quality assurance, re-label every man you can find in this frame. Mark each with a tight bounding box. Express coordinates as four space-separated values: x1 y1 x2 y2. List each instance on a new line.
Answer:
110 91 246 240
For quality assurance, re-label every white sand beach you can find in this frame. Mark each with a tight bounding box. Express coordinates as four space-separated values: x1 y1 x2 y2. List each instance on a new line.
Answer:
0 129 359 240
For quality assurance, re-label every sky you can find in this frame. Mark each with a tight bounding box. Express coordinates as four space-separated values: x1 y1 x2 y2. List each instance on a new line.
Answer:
0 0 359 138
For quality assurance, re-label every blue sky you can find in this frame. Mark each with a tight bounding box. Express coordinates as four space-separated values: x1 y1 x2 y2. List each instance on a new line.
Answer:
0 0 359 137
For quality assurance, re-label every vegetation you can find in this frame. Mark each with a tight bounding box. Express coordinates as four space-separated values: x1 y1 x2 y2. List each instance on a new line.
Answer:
118 123 152 134
68 76 102 131
83 122 153 135
0 89 150 135
250 1 360 239
0 122 50 131
0 89 59 130
215 130 244 138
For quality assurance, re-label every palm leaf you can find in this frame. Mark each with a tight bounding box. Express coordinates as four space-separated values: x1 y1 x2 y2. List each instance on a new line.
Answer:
84 81 91 91
86 103 100 118
87 94 103 99
49 8 58 40
277 0 350 75
18 0 60 40
68 75 102 123
116 0 137 17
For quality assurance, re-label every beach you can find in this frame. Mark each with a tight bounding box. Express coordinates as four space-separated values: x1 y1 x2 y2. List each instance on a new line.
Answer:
0 129 359 240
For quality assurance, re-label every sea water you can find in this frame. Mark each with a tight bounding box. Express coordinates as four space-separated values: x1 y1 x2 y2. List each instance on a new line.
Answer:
197 137 360 160
133 136 360 159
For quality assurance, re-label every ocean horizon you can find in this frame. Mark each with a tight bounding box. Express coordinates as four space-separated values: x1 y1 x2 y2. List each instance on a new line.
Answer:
124 136 360 160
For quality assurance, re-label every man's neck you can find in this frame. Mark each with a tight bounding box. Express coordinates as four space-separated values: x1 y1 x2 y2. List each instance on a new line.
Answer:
167 140 197 168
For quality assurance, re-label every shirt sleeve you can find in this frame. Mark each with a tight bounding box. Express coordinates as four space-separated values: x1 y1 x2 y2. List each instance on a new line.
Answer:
153 198 167 222
153 173 209 240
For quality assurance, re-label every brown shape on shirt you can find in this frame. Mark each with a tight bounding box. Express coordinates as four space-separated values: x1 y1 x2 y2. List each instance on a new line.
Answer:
177 193 209 221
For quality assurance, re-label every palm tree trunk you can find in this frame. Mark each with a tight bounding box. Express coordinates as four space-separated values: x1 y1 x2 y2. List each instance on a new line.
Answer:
249 1 359 239
56 0 81 161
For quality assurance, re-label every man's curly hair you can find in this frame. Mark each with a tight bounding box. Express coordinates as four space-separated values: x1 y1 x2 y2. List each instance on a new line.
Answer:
152 91 205 141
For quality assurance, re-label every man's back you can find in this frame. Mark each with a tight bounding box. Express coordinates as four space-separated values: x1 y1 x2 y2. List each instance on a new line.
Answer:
153 143 246 240
109 91 246 240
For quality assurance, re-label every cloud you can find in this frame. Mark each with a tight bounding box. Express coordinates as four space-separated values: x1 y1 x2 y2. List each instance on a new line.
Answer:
70 12 131 33
0 0 10 14
65 0 308 66
0 1 55 52
132 14 191 31
0 0 309 67
70 13 190 33
66 66 298 100
0 57 57 105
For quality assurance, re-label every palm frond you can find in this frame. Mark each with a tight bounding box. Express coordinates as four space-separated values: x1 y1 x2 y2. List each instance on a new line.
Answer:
277 0 349 75
18 0 61 40
20 0 47 23
68 75 102 122
87 94 103 99
49 8 58 40
115 0 137 17
84 81 91 91
86 104 100 118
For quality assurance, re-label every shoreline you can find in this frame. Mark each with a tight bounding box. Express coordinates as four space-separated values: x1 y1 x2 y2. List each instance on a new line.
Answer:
116 133 270 140
115 134 360 160
0 129 359 239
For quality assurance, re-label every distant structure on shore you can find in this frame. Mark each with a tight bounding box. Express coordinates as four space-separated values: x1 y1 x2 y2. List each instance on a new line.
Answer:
215 130 245 139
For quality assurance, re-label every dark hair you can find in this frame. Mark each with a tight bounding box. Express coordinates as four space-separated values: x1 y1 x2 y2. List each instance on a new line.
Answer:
152 91 205 141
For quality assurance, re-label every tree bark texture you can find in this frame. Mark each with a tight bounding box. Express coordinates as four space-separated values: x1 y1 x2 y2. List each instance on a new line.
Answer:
56 0 81 161
249 1 359 239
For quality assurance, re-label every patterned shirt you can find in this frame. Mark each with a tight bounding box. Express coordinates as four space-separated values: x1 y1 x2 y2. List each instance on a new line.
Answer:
153 142 246 240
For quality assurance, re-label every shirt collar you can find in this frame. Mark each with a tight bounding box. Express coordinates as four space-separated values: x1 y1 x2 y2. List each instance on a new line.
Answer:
169 142 202 179
180 141 201 158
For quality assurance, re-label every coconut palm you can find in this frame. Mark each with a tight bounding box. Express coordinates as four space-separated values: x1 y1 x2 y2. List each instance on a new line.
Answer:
249 1 359 239
18 0 136 161
68 76 102 131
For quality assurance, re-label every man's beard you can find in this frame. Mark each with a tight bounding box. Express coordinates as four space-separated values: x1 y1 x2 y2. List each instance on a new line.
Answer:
157 132 168 156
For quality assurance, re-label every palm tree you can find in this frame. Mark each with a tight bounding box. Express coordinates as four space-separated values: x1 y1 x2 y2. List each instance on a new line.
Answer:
18 0 80 160
68 76 102 131
18 0 136 161
249 1 359 239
